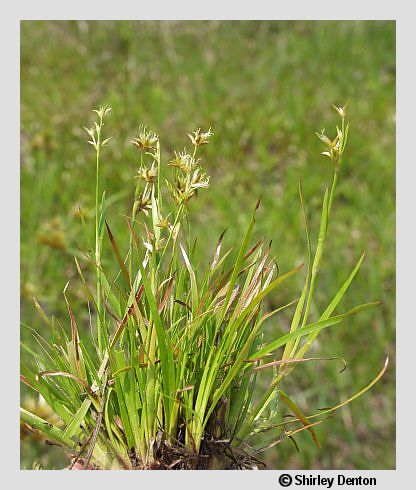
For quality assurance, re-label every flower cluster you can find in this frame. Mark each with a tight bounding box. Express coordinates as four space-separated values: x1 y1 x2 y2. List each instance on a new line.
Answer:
168 168 210 205
133 188 152 217
137 161 158 184
166 127 213 205
169 150 198 173
84 106 112 151
129 124 212 227
131 124 159 152
143 234 166 253
317 102 349 168
187 127 214 147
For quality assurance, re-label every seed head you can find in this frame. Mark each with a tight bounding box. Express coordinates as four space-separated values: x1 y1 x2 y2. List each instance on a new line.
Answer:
188 127 214 147
189 168 210 190
156 214 171 230
131 125 159 152
316 129 333 147
84 117 111 150
92 105 112 120
137 162 158 184
169 150 197 173
170 168 210 204
317 127 343 167
332 100 349 119
134 189 152 216
143 237 166 254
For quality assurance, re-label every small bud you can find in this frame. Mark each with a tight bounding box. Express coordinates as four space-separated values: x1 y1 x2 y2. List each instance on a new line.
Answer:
332 100 349 118
93 105 111 119
316 130 332 147
84 126 97 149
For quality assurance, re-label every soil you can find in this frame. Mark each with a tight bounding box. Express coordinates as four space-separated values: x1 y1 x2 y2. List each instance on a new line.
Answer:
68 438 265 470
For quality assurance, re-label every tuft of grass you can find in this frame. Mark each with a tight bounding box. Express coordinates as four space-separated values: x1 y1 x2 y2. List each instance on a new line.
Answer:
20 103 387 469
20 22 395 469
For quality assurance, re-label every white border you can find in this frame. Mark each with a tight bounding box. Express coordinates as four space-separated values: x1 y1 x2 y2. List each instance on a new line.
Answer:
15 1 398 21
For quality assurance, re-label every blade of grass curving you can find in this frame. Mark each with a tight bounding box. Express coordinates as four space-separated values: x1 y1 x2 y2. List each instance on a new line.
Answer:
32 297 52 328
158 274 175 314
249 302 379 361
236 301 380 441
278 390 320 448
180 244 198 317
20 365 75 424
63 398 92 439
254 356 347 373
20 408 75 447
216 199 260 330
106 220 131 288
305 357 389 421
252 419 326 455
39 371 94 396
74 257 99 313
210 229 227 272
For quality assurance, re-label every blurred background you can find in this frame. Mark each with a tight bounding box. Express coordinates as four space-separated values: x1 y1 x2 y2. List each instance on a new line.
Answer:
20 20 395 469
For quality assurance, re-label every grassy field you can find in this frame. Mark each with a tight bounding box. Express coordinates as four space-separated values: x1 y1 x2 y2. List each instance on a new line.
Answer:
20 20 395 469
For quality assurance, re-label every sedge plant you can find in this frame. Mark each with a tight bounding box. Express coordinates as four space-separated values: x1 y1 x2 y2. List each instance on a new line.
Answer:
20 103 387 469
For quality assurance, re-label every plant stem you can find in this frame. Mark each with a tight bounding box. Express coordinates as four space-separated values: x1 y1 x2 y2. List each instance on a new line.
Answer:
95 121 103 353
129 153 143 280
328 168 339 221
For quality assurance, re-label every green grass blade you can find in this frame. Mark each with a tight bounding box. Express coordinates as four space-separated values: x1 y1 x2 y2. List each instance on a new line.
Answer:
20 408 75 447
63 398 92 439
278 390 321 448
295 251 366 360
249 302 380 361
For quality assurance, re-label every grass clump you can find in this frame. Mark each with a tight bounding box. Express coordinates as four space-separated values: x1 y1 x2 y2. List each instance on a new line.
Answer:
20 103 387 470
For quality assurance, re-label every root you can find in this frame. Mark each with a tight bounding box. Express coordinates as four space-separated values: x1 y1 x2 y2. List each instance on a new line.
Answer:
138 436 266 470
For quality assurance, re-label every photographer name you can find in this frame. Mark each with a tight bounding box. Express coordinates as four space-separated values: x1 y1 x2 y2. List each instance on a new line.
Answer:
294 475 377 487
